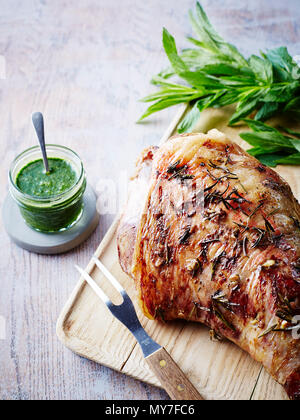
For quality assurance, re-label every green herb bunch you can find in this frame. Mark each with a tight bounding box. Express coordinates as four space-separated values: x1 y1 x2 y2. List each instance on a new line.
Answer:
139 2 300 133
241 120 300 167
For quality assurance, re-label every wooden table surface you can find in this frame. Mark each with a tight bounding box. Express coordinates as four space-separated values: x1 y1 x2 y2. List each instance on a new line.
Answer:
0 0 299 400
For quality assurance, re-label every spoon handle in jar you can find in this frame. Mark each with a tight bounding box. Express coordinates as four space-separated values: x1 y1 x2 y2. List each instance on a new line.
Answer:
32 112 50 174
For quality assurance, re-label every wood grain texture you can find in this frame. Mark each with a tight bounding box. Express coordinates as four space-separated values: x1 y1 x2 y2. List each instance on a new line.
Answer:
145 348 204 400
0 0 299 400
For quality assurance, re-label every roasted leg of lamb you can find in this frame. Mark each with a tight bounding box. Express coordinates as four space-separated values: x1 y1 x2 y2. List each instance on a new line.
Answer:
117 130 300 400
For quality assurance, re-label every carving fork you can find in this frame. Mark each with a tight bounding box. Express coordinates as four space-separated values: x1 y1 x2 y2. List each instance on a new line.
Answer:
75 257 204 400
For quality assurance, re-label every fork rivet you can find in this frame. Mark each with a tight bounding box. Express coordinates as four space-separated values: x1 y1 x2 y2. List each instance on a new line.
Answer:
159 359 166 368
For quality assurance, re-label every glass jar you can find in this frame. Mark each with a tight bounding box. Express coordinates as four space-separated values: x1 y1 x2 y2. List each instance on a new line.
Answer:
9 145 86 233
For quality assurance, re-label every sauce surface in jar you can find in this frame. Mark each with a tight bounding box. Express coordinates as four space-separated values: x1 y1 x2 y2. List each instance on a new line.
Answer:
10 145 86 233
16 158 77 198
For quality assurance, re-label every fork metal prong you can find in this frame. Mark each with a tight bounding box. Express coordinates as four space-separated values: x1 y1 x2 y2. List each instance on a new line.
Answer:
75 265 111 305
92 256 125 294
75 263 161 358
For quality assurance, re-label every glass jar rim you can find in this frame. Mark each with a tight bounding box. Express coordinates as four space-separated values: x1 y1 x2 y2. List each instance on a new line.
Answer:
9 144 85 203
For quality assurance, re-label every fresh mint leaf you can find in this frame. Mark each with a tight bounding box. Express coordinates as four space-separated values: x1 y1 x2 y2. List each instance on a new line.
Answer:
266 47 299 82
138 97 192 121
141 90 197 103
197 90 226 111
247 146 283 156
239 131 294 150
284 96 300 112
180 47 233 72
254 102 279 121
178 90 226 133
249 55 273 83
243 119 279 133
229 95 261 125
276 153 300 165
279 126 300 139
263 81 299 103
241 121 300 167
214 90 243 108
192 2 248 67
163 28 224 89
177 101 201 133
255 153 290 167
200 63 242 76
180 70 224 88
162 28 189 75
140 2 300 129
290 138 300 152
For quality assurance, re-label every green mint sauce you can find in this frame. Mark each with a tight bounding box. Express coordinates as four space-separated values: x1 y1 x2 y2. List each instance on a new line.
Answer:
16 158 77 198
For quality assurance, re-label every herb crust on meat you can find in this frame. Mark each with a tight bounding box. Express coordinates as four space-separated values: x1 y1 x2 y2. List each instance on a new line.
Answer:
117 130 300 400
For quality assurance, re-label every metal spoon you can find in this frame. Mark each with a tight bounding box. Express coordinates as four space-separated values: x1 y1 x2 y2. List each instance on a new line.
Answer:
32 112 50 174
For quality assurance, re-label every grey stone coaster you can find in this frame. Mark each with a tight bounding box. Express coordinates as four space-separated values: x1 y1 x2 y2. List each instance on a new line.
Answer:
2 184 99 254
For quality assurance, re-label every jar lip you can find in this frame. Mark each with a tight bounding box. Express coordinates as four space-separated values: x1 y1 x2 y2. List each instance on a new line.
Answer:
9 144 85 203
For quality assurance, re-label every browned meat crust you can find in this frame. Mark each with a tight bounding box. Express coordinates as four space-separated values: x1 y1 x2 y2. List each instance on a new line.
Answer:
117 130 300 400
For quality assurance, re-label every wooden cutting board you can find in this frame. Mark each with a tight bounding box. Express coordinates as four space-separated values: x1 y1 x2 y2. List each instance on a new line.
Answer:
56 105 300 400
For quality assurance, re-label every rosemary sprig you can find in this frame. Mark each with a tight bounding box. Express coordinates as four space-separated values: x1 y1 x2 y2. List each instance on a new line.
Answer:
276 294 298 322
259 294 300 338
251 228 266 249
206 169 238 182
212 291 240 313
211 251 226 280
208 161 237 177
264 216 275 233
194 301 211 313
179 226 192 244
167 160 181 173
242 236 248 257
188 304 196 320
248 202 264 220
167 161 195 181
210 329 223 342
259 323 300 338
258 324 278 338
154 307 166 322
211 292 236 332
